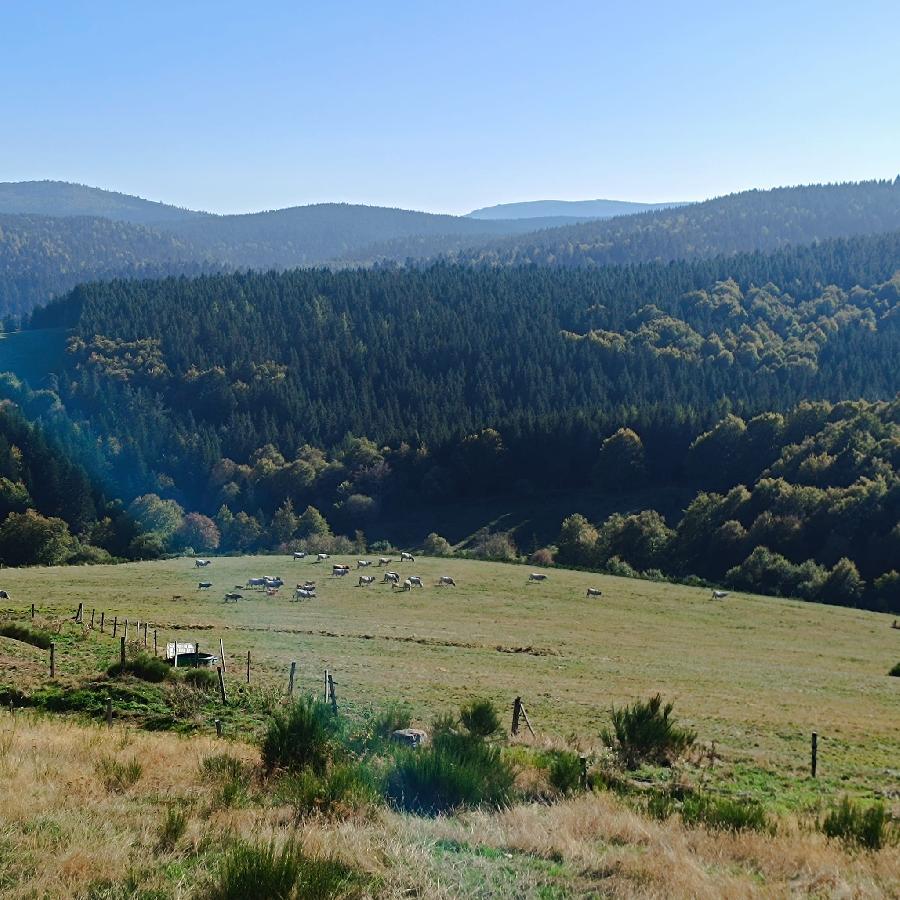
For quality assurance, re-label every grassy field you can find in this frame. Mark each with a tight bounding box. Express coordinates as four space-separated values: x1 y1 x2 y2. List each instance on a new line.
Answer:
1 552 897 814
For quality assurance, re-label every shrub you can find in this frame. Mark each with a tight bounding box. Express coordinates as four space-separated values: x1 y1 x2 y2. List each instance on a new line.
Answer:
261 698 339 775
680 794 771 833
107 652 170 683
206 838 355 900
96 756 143 793
0 622 52 650
601 694 696 769
156 806 187 852
821 796 897 850
459 698 501 739
470 529 518 561
889 662 900 677
529 547 556 566
372 702 412 739
385 729 514 816
547 750 585 795
181 667 218 690
422 532 452 556
277 763 377 819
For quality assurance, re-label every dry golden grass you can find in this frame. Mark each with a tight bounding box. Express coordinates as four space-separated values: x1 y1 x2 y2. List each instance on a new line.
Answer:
0 710 897 899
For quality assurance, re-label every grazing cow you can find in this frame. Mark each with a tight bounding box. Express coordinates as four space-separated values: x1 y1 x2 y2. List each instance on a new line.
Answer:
224 592 243 602
437 576 456 587
264 576 284 588
408 576 424 587
294 587 315 600
383 571 400 584
297 581 316 590
316 553 329 562
357 559 372 568
711 590 729 600
400 552 415 562
393 578 412 592
293 551 306 560
198 581 212 590
378 557 392 566
247 577 267 589
358 575 375 586
195 559 211 568
332 565 351 576
0 590 9 600
528 573 548 582
586 588 603 598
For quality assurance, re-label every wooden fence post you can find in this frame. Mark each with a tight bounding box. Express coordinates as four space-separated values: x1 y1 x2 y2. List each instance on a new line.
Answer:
75 602 83 624
195 642 199 667
100 611 105 633
811 732 818 778
120 636 126 672
153 630 158 657
90 608 95 628
287 661 296 697
106 696 112 728
143 622 148 648
124 619 128 642
246 650 251 684
112 616 117 637
217 666 227 705
511 696 522 735
327 672 338 715
49 641 55 678
580 755 588 790
219 638 226 673
31 603 35 620
323 669 329 704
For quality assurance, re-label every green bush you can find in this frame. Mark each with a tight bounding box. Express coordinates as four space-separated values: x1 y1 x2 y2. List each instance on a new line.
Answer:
372 702 412 740
277 763 377 819
821 796 897 850
156 806 187 852
459 698 501 739
646 790 677 820
680 794 771 833
601 694 696 769
889 662 900 677
261 698 339 775
0 622 52 650
547 750 585 795
205 838 355 900
181 667 218 690
107 652 170 683
386 729 514 816
96 756 143 793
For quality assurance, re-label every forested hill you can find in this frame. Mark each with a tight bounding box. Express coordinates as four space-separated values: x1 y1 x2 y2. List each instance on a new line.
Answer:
445 179 900 268
466 198 683 219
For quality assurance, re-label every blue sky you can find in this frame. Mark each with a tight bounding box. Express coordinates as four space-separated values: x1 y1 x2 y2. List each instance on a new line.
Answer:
2 0 899 214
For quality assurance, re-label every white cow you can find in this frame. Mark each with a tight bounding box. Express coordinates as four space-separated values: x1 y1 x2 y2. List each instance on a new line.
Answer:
358 575 376 586
294 587 316 600
378 557 393 566
528 573 548 582
332 565 351 577
408 576 424 587
383 571 400 584
711 590 730 600
247 577 266 589
316 553 329 562
357 559 372 568
264 576 284 588
400 552 415 562
393 578 412 592
586 587 603 598
195 559 211 568
293 551 306 560
437 576 456 587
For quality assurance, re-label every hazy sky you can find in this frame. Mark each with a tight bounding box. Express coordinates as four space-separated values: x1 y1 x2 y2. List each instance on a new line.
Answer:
3 0 899 215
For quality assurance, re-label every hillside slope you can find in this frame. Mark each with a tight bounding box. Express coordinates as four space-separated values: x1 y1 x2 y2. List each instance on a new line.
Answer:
467 197 685 219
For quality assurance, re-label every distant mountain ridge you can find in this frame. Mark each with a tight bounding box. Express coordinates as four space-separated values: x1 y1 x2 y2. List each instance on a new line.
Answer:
467 198 685 219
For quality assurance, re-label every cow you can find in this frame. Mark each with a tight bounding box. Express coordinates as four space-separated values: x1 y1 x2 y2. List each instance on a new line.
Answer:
408 576 424 587
294 587 316 600
400 552 415 562
586 587 603 598
316 553 329 562
264 576 284 588
195 559 211 568
528 573 548 582
393 578 412 592
247 577 267 589
383 571 400 584
297 581 316 590
0 590 9 600
357 559 372 568
711 590 729 600
437 576 456 587
293 551 306 560
378 557 392 566
198 581 212 590
224 592 243 602
358 575 375 586
332 565 351 577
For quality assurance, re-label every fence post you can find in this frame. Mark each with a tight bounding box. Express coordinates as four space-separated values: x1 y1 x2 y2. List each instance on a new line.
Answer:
106 696 112 728
580 755 588 790
120 636 126 672
217 666 227 705
75 602 83 624
90 608 95 629
143 622 148 648
195 642 199 667
31 603 35 620
811 732 818 778
287 661 296 697
323 669 329 705
100 611 105 633
327 672 338 715
511 696 522 735
153 630 158 657
215 718 222 738
219 638 226 673
246 650 251 684
112 616 117 638
49 641 55 678
124 619 128 642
